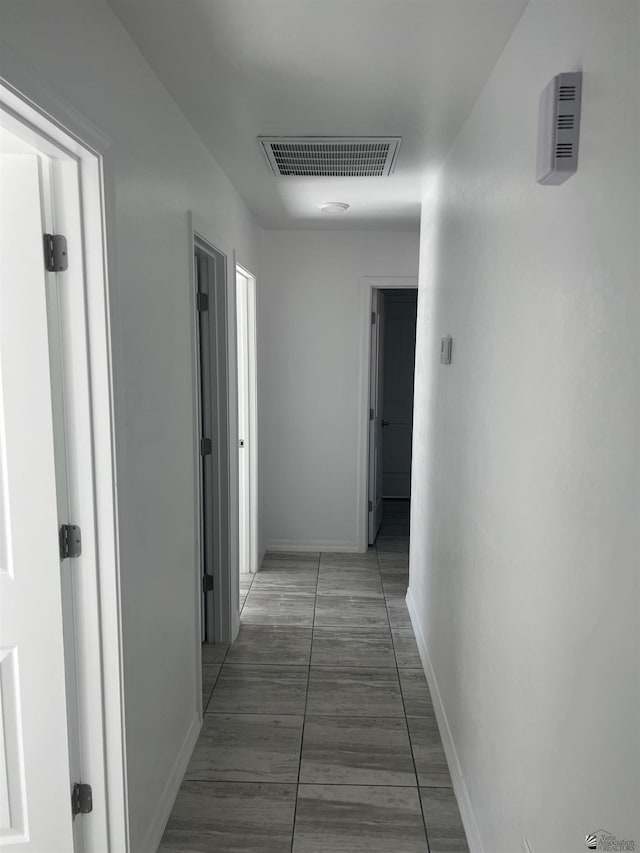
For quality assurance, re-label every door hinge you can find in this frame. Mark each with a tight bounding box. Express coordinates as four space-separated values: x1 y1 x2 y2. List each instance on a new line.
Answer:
60 525 82 559
200 437 212 456
202 575 214 593
371 311 376 325
368 500 373 512
43 234 68 272
197 292 209 311
71 782 92 816
369 408 374 421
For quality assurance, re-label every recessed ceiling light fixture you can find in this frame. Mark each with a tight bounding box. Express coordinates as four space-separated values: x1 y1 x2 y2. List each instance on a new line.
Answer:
320 202 350 214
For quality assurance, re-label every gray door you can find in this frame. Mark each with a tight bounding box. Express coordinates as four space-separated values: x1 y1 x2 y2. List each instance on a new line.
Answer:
195 244 229 643
196 248 216 641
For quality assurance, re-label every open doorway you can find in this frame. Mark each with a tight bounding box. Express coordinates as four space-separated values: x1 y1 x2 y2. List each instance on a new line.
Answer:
235 264 258 575
380 289 418 499
362 278 418 547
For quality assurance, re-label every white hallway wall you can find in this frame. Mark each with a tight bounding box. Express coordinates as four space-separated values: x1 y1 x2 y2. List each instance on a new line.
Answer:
0 2 261 850
409 2 640 852
259 230 419 551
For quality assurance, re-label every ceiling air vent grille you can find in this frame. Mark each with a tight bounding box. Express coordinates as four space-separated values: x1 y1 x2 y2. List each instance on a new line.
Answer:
258 137 401 177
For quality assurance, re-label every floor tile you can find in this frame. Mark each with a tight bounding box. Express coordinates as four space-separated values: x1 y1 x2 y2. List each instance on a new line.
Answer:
383 576 409 598
319 552 379 569
398 669 434 717
202 665 221 712
187 502 469 853
185 713 303 782
306 667 404 717
209 665 309 715
392 628 422 668
420 787 470 853
385 596 412 628
380 562 410 577
314 595 388 628
258 563 320 575
159 781 296 853
293 785 428 852
311 626 396 668
378 560 410 575
317 569 383 599
376 538 410 554
241 592 315 626
300 716 415 785
262 551 319 566
226 625 312 666
239 573 254 592
407 717 452 787
202 643 228 665
251 570 318 594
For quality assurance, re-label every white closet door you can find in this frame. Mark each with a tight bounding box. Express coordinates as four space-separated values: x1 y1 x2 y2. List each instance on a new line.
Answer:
0 154 74 851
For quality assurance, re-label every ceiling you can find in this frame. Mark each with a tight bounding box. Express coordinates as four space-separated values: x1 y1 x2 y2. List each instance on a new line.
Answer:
109 0 528 230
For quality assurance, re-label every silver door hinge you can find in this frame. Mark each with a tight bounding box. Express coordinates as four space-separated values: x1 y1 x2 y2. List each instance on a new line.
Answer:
371 312 376 325
202 575 214 592
71 782 92 816
197 292 209 311
201 437 212 456
368 500 373 512
60 525 82 559
43 234 68 272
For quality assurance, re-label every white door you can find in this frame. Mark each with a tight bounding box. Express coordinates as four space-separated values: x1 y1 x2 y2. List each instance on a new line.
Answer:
235 265 257 576
236 269 250 573
0 153 75 850
368 289 386 544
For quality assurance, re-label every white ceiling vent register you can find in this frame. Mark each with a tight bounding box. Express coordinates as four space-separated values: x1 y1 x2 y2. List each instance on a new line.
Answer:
536 72 582 185
258 137 401 177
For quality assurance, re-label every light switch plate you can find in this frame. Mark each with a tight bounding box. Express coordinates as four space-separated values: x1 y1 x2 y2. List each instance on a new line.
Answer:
440 336 453 365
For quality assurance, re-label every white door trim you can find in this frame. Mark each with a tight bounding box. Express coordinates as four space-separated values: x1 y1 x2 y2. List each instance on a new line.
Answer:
357 276 418 552
0 75 126 851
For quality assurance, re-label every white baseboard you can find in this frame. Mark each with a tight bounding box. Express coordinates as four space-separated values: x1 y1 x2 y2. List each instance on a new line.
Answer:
406 587 484 853
139 711 201 853
264 539 361 554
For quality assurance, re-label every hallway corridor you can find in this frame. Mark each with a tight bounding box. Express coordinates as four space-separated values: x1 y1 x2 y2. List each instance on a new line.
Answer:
160 502 469 852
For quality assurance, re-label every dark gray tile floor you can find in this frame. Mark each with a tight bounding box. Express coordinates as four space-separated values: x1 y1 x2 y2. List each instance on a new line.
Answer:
160 500 469 853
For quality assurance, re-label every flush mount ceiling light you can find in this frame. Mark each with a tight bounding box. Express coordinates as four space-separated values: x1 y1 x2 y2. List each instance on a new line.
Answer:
320 202 350 214
258 137 401 177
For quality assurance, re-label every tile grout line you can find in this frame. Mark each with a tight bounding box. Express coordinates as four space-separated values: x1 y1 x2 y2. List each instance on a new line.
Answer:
377 532 432 853
202 601 238 710
289 550 320 853
205 570 255 711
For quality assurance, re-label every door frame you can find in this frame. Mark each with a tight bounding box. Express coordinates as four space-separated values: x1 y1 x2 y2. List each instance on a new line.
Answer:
0 73 126 851
188 215 240 669
357 276 418 552
234 261 259 575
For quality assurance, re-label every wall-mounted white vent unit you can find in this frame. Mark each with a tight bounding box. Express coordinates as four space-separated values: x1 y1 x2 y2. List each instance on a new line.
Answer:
536 71 582 185
258 137 401 177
